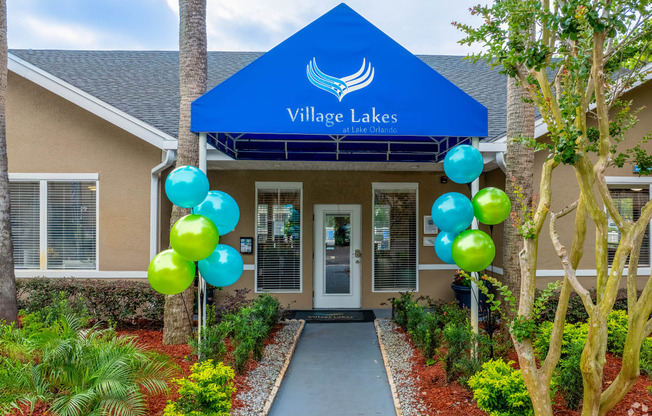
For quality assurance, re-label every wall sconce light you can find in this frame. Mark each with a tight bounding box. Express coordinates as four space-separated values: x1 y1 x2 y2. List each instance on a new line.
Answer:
440 175 448 184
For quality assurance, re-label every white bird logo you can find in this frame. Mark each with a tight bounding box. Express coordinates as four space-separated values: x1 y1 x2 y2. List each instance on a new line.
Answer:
306 58 375 102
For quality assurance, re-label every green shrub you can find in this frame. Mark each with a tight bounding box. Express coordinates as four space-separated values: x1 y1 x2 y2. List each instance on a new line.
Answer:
20 291 90 334
468 359 535 416
189 321 229 362
163 360 235 416
606 310 628 355
557 342 583 409
536 288 632 324
640 338 652 378
0 312 172 416
220 294 281 374
17 278 165 326
411 311 441 359
443 320 490 384
391 292 415 329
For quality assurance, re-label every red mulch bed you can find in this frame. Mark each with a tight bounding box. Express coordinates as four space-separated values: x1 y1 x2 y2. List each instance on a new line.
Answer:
9 325 282 416
400 326 652 415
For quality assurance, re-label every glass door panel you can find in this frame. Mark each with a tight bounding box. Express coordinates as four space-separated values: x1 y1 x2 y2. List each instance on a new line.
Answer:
324 213 351 294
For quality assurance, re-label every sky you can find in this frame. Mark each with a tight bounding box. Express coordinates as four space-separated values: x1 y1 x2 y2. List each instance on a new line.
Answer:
8 0 485 55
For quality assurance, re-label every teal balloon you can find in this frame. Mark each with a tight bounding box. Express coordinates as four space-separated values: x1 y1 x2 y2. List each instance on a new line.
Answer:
435 232 457 264
431 192 474 234
194 191 240 235
199 244 244 287
473 187 512 225
170 214 219 261
165 165 209 208
147 249 195 295
443 145 484 184
451 230 496 272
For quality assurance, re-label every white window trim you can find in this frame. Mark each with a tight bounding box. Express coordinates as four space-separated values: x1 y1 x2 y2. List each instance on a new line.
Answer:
254 182 303 293
10 173 99 181
371 182 419 293
16 271 145 279
11 174 100 272
606 176 652 267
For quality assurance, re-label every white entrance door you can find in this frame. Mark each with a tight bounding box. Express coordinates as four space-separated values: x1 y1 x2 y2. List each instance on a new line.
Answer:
314 204 362 309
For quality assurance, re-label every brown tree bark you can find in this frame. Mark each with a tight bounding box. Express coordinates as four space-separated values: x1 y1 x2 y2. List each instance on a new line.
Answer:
502 75 535 316
163 0 207 345
0 0 17 325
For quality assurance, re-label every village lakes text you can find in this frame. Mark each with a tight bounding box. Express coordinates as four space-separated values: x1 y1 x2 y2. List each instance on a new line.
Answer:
287 106 398 133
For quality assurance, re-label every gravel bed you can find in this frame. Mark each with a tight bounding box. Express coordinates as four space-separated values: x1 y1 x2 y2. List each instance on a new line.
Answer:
376 318 428 416
231 320 303 416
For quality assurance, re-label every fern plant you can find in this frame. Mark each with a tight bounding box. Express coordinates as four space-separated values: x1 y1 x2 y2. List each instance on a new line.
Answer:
0 312 174 416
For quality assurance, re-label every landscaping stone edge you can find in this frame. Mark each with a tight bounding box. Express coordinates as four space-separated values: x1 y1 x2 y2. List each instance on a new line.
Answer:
375 318 404 416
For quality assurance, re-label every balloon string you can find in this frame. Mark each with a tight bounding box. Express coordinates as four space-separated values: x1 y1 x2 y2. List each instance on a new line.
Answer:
181 288 194 330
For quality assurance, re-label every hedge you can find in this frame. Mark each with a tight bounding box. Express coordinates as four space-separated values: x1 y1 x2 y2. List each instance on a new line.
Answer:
16 278 165 326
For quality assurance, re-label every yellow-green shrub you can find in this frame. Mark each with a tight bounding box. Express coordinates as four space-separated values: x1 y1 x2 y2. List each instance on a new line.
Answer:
163 360 235 416
468 359 536 416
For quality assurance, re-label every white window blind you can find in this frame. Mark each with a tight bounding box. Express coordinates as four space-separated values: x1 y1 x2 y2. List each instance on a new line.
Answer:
373 186 417 291
47 182 97 270
9 179 97 270
10 182 40 269
608 188 650 266
256 187 301 291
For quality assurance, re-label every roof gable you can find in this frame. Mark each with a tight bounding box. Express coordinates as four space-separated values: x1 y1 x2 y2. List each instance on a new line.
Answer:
191 3 488 138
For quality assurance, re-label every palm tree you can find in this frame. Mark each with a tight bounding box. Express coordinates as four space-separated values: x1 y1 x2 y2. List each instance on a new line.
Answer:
0 0 18 325
502 74 534 315
163 0 207 345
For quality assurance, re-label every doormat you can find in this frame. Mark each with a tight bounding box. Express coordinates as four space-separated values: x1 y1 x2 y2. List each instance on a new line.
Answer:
286 309 376 323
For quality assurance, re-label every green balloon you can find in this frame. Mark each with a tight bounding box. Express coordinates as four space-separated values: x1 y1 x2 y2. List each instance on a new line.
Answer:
147 249 195 295
451 230 495 272
473 187 511 225
170 214 219 261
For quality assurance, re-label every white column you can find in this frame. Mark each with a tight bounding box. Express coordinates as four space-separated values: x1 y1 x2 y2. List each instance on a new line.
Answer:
471 137 480 335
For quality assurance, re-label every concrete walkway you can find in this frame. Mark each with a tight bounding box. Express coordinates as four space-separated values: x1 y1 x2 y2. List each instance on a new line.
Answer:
268 322 396 416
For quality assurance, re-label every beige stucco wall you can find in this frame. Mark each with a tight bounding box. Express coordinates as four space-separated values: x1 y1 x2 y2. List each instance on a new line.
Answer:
532 79 652 289
7 71 162 272
203 169 499 309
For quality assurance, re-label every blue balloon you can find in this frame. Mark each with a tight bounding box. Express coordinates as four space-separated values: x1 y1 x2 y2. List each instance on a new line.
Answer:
194 191 240 235
435 232 457 264
443 145 484 184
165 166 210 208
431 192 474 234
199 244 244 287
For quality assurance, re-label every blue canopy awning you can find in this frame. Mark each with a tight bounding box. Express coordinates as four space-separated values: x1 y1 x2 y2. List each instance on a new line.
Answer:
191 3 488 162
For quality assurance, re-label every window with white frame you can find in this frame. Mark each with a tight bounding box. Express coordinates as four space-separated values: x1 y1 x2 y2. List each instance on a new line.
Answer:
373 183 417 291
608 186 650 266
10 176 98 270
256 183 301 292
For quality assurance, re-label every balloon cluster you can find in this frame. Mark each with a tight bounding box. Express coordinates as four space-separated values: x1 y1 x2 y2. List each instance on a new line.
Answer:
432 145 511 272
147 166 243 295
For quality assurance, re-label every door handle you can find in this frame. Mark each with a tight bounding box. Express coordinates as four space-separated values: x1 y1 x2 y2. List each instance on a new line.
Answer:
354 249 362 258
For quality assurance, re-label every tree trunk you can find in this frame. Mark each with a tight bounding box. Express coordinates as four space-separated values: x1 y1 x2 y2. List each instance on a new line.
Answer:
163 0 207 345
0 0 17 325
503 75 535 317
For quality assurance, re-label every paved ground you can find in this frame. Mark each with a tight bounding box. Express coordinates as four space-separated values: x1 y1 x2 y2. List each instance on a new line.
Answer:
268 322 396 416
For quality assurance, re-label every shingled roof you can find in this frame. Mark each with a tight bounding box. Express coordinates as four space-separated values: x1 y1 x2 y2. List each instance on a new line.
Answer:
10 50 508 141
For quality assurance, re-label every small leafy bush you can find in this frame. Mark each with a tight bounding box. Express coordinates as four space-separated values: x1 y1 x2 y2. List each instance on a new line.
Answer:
213 288 253 322
189 321 229 362
536 288 632 324
163 360 235 416
20 291 90 334
606 310 628 355
0 308 172 416
640 338 652 378
391 291 415 330
468 359 536 416
443 320 490 384
557 342 583 409
17 277 165 326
